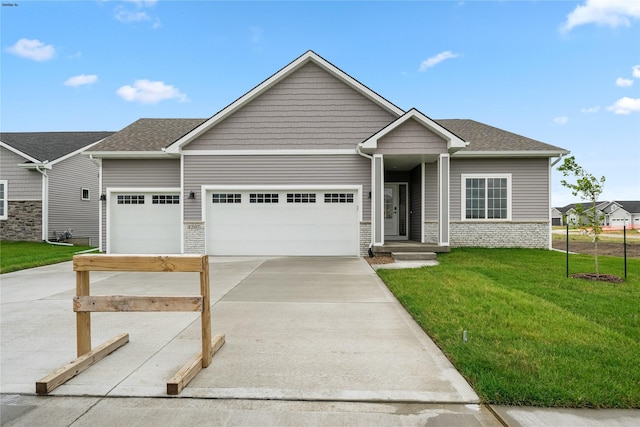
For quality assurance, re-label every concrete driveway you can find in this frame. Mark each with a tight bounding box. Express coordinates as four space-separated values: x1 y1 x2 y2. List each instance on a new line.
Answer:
2 256 500 425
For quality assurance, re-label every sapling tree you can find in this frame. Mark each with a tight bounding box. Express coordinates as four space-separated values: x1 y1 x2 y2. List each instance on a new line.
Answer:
557 156 606 276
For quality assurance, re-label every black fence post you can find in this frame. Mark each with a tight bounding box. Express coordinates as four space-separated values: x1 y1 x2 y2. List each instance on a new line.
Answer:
566 223 569 278
624 225 627 279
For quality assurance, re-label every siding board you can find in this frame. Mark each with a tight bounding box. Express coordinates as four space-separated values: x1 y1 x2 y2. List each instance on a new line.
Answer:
0 147 41 199
378 119 447 155
185 63 396 150
183 154 371 221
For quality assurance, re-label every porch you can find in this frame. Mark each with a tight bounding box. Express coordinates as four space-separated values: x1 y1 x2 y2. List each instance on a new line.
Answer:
371 240 450 257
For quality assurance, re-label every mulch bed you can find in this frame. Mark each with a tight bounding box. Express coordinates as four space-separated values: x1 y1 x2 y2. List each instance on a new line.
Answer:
570 273 625 283
365 255 395 265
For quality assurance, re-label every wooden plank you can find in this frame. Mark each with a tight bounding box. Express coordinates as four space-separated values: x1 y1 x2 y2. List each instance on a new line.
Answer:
200 264 212 368
166 334 225 395
73 296 203 312
36 333 129 395
76 270 91 357
73 254 207 273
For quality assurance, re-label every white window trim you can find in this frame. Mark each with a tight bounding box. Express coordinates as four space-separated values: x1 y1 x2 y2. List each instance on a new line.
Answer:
0 180 7 220
461 174 512 221
81 188 90 201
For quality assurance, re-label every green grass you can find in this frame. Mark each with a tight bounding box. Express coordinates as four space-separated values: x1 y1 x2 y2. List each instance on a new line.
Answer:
0 241 96 274
377 248 640 408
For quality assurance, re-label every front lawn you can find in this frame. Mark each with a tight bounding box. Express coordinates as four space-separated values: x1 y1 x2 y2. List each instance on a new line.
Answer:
0 241 96 274
377 248 640 408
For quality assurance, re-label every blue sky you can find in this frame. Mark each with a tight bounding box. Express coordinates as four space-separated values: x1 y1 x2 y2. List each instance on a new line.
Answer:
2 0 639 206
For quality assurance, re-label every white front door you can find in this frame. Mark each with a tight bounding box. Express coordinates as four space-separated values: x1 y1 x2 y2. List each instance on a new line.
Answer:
384 184 399 238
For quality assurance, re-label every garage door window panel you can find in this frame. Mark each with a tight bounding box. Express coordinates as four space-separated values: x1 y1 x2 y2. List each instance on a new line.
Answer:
287 193 316 203
117 195 145 205
152 195 180 204
212 193 241 204
250 193 278 203
324 193 354 203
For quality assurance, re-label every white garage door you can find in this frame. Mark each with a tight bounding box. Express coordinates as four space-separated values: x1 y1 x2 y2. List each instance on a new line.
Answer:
206 190 359 256
109 192 181 254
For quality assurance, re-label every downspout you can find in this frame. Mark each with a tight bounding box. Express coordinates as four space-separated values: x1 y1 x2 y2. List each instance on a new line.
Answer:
549 153 568 249
356 145 375 255
34 163 50 242
89 155 103 251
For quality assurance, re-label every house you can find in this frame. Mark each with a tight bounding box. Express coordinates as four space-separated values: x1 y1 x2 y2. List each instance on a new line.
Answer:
0 132 113 245
86 51 569 256
558 201 608 226
602 201 640 229
551 207 563 226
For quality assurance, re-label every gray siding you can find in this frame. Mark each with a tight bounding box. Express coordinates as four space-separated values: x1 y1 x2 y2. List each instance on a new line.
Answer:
450 158 550 221
409 165 422 241
185 62 397 150
377 119 447 155
48 154 100 245
424 162 438 221
0 147 42 199
101 159 181 250
183 154 371 220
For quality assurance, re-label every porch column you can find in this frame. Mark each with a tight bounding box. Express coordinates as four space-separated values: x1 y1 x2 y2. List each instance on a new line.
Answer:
438 154 450 246
372 154 384 246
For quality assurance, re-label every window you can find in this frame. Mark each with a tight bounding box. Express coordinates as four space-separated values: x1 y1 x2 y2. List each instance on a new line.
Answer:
117 195 145 205
81 188 90 201
250 193 278 203
462 175 511 220
212 193 241 204
152 195 180 204
0 180 7 220
324 193 354 203
287 193 316 203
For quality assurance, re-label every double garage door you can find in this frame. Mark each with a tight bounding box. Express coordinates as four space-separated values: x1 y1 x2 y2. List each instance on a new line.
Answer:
206 190 359 256
109 189 359 256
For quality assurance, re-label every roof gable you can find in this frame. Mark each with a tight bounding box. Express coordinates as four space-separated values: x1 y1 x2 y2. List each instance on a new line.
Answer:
360 108 467 154
0 132 113 163
166 50 404 153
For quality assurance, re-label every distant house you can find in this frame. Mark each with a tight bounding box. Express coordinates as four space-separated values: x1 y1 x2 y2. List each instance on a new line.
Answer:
85 51 569 256
602 201 640 229
551 207 563 226
0 132 113 244
557 202 608 226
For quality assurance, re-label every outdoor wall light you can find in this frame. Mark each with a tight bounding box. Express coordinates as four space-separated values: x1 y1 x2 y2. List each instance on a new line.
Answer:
99 194 107 201
188 191 196 200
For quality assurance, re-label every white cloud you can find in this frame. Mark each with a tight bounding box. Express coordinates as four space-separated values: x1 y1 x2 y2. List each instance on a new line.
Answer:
616 77 634 87
116 79 188 104
633 65 640 78
419 51 460 71
607 97 640 114
64 74 98 87
581 106 600 113
6 38 55 61
561 0 640 32
554 116 569 124
115 6 150 23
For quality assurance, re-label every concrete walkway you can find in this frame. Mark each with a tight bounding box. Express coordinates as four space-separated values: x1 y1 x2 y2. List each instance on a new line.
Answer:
2 257 639 426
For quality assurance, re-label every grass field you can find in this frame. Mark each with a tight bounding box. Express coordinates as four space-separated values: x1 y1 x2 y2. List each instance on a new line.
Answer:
377 248 640 408
0 241 96 274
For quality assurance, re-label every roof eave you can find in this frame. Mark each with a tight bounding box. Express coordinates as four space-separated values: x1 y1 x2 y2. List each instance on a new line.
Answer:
83 151 178 159
452 150 570 158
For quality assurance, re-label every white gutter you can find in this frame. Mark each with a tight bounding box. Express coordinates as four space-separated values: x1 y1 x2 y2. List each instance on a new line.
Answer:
89 155 104 251
356 144 375 254
550 152 568 167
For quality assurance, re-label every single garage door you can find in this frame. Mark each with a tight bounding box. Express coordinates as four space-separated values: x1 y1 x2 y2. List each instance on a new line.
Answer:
109 192 181 254
206 190 359 256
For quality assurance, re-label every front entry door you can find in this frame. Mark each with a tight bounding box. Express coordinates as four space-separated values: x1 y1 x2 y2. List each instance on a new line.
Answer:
384 183 408 240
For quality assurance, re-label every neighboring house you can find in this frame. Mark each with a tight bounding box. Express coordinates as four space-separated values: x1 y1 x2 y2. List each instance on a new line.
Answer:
558 201 608 226
86 51 569 256
551 207 563 226
602 201 640 229
0 132 113 244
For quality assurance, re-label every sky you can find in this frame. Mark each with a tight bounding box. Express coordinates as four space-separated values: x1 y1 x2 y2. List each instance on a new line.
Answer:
1 0 639 207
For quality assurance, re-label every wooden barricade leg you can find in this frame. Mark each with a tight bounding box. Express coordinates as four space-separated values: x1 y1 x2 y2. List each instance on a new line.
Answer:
76 270 91 356
200 257 212 368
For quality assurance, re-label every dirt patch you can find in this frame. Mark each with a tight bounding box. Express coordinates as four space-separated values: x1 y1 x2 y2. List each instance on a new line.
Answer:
365 255 395 265
552 240 640 258
570 273 625 283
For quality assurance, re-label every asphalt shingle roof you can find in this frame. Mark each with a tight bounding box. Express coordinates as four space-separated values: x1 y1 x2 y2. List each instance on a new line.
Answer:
87 119 207 152
614 201 640 214
1 131 114 162
436 119 567 153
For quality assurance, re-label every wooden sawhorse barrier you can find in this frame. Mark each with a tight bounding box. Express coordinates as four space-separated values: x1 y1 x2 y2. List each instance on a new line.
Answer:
36 254 225 396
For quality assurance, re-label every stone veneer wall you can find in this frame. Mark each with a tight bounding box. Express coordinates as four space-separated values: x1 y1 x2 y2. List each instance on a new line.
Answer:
423 222 438 243
359 221 371 256
450 221 549 248
0 201 42 241
184 222 205 254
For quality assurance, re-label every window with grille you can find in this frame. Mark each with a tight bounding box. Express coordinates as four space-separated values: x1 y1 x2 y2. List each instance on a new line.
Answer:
324 193 354 203
152 195 180 204
462 175 510 220
287 193 316 203
250 193 278 203
117 195 145 205
212 193 241 204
